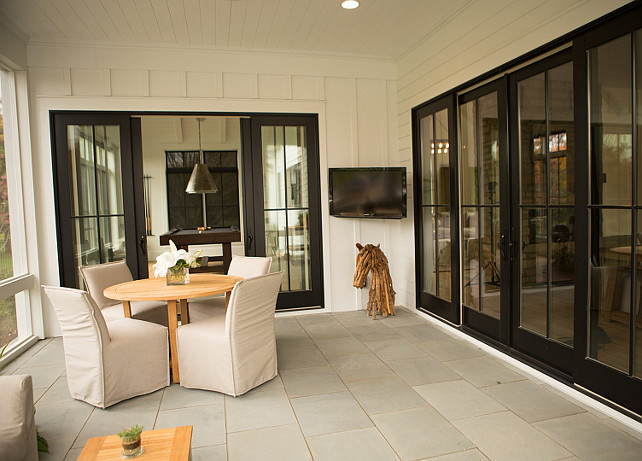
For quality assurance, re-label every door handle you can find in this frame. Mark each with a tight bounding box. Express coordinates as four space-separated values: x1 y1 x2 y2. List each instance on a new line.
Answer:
138 234 147 254
246 234 254 250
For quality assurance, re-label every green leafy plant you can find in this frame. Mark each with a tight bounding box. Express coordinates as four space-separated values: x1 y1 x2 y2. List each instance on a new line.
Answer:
118 425 144 439
0 342 8 372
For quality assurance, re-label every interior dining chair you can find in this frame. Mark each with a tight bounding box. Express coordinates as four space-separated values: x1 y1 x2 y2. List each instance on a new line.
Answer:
176 271 283 396
80 261 168 327
187 255 272 323
43 286 170 408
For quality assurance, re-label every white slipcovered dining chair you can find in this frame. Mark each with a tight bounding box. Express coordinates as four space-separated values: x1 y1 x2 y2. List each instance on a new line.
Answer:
43 286 170 408
176 271 283 396
0 374 37 461
80 261 168 327
187 255 272 323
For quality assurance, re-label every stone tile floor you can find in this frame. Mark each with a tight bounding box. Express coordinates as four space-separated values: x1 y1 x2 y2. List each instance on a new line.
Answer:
2 306 642 460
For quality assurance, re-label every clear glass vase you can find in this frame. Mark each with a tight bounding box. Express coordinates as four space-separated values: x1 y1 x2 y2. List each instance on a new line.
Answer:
166 265 190 285
120 435 143 458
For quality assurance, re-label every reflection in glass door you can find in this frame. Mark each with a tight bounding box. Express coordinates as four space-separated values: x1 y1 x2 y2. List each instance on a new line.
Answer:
67 125 126 287
247 116 323 310
414 96 459 323
460 90 502 322
53 113 146 288
588 32 642 379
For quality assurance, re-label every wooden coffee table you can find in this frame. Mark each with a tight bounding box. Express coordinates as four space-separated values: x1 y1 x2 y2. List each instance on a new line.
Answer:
78 426 192 460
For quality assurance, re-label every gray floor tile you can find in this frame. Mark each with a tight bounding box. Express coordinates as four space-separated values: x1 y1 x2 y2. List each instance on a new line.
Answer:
160 383 223 410
414 380 506 420
348 324 402 342
372 406 474 460
227 423 312 461
302 321 353 340
443 356 526 388
225 388 297 433
314 335 369 358
332 310 372 327
452 411 571 461
277 344 329 370
386 356 462 386
155 404 226 448
307 427 400 461
281 365 347 398
377 308 426 327
252 374 284 392
276 328 315 348
274 316 303 332
363 337 427 362
63 447 84 461
534 412 642 461
72 391 163 448
35 398 93 446
297 313 338 326
36 376 76 406
418 449 490 460
329 353 395 382
483 381 584 423
417 338 484 362
17 364 65 389
22 339 66 367
39 436 76 461
346 376 428 414
391 324 450 342
291 391 373 436
191 444 227 461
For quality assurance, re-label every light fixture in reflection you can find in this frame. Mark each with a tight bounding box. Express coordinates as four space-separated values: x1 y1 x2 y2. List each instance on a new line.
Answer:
341 1 359 10
185 118 218 194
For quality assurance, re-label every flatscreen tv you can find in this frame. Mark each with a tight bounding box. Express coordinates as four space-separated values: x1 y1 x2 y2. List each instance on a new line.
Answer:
329 167 407 219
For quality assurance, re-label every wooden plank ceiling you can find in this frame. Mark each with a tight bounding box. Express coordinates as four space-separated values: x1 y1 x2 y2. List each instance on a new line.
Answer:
0 0 470 59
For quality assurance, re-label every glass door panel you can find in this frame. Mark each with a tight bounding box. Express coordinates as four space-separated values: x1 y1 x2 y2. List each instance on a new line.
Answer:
247 115 323 310
67 124 126 287
415 96 459 323
460 89 502 323
516 58 575 350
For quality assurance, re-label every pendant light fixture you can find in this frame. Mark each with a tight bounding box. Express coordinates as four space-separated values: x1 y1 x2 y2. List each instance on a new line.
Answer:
185 118 218 194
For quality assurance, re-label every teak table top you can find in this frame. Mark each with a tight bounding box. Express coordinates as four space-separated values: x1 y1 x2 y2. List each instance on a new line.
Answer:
77 425 192 460
103 273 243 301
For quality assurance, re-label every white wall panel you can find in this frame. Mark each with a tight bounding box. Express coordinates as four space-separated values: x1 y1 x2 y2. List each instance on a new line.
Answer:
186 71 218 97
70 68 105 96
149 70 183 97
29 67 69 96
222 72 256 99
291 75 322 100
110 69 148 96
258 74 289 100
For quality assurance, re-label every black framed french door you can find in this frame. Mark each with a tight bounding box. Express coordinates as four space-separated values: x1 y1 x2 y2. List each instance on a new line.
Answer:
508 50 576 374
458 80 510 342
572 9 642 415
413 95 460 324
243 115 324 310
51 112 148 288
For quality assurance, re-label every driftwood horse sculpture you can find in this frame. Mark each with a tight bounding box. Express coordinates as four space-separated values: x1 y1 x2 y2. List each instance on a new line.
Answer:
353 243 396 319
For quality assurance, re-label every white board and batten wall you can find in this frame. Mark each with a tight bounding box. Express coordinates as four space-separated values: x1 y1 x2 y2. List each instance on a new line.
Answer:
25 44 398 336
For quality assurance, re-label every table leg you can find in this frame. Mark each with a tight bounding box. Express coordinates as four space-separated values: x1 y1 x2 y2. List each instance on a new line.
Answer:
225 291 232 310
122 301 132 318
223 242 232 273
180 299 189 324
167 300 180 383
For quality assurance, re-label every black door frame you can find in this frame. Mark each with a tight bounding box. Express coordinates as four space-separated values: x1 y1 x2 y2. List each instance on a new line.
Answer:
51 111 145 287
412 94 461 324
507 49 575 375
458 78 511 344
243 114 325 310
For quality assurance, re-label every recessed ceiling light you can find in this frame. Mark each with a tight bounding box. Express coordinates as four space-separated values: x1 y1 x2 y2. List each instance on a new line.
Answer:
341 1 359 10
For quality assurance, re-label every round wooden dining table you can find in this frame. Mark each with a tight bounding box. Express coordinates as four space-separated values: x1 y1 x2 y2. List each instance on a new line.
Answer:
103 273 243 383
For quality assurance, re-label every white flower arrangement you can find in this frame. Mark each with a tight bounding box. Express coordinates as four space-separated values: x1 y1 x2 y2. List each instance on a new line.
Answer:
153 240 203 278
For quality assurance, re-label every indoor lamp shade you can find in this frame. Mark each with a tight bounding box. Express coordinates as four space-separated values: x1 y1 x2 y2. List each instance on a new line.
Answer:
185 163 218 194
185 117 219 194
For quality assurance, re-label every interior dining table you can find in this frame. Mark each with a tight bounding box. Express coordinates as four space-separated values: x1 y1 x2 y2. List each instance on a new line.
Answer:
103 273 243 383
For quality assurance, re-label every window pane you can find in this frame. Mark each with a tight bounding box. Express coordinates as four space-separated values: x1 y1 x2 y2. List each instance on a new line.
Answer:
589 208 631 373
462 207 480 310
434 109 449 207
437 208 451 301
422 207 436 296
548 62 574 205
0 295 17 348
204 151 221 167
285 126 308 209
265 210 289 291
262 126 286 209
519 73 546 205
99 216 126 262
288 209 311 291
480 207 501 319
551 207 575 346
520 208 548 336
0 104 13 280
73 217 100 287
459 101 478 205
220 151 237 168
478 93 499 206
94 125 123 215
68 125 97 216
420 114 434 205
589 35 632 206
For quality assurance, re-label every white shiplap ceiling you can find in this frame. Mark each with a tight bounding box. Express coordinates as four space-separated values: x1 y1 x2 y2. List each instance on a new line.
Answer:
0 0 471 59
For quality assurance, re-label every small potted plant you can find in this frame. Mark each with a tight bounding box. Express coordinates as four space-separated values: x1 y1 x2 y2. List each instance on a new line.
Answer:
117 425 144 458
153 239 202 285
